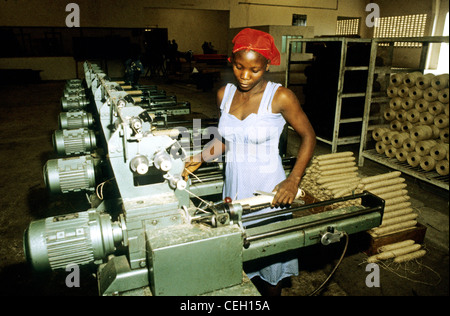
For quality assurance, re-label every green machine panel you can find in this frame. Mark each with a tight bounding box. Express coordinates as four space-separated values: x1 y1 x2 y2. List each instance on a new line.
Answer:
146 223 244 296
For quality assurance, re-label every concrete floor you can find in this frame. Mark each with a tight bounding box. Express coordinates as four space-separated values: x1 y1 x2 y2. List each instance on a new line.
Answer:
0 69 448 296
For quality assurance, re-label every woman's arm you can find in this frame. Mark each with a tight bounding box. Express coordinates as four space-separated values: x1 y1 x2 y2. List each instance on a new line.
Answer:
182 86 227 179
271 86 316 206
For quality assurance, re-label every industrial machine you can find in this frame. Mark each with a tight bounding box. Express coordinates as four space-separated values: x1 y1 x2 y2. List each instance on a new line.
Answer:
23 62 384 296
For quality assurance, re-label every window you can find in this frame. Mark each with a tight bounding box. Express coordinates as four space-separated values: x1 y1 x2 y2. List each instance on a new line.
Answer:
373 14 427 47
282 35 303 54
336 17 360 36
292 14 307 26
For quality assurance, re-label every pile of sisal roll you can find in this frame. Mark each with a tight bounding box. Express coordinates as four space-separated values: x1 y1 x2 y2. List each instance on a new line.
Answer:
357 171 419 237
301 151 361 207
377 72 449 175
367 239 426 263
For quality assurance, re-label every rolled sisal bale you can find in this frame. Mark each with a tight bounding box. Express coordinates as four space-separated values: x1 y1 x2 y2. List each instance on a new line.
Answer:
428 101 444 115
390 120 402 131
317 156 355 166
440 128 449 143
403 71 422 87
372 127 391 141
387 85 398 98
380 213 419 227
436 159 449 176
385 145 396 158
384 201 411 212
389 97 403 110
434 113 449 128
402 137 417 152
438 88 449 104
406 108 420 123
391 132 409 148
408 87 423 100
414 98 429 112
316 151 354 161
382 131 397 144
360 171 402 184
420 155 436 171
390 73 404 87
377 189 408 200
317 161 356 171
395 109 407 122
423 87 439 101
371 220 417 236
415 73 434 89
430 143 449 161
400 121 415 133
383 208 413 219
320 167 358 176
415 140 437 156
431 74 449 90
363 177 406 191
397 84 410 98
375 141 386 154
369 183 407 195
410 125 433 141
401 97 416 110
395 148 409 162
419 111 435 125
407 151 421 167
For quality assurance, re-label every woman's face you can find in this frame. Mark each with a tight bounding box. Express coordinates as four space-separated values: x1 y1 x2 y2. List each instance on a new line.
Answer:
232 50 270 92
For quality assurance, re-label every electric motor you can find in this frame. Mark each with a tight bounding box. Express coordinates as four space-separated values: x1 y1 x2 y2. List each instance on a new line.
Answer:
61 96 89 111
59 110 94 130
23 209 124 271
53 128 97 156
43 155 98 194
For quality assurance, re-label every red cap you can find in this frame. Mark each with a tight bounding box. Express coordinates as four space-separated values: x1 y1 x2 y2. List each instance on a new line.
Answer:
230 28 280 65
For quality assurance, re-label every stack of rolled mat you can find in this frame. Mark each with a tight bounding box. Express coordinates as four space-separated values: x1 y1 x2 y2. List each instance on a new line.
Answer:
374 72 449 175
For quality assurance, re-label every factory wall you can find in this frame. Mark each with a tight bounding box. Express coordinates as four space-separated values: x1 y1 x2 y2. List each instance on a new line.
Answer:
0 0 446 80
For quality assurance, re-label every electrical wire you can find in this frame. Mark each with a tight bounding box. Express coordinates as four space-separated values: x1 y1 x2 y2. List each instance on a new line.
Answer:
307 232 349 296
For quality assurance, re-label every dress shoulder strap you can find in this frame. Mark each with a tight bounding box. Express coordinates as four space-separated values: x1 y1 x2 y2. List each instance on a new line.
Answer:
219 83 237 113
258 81 282 114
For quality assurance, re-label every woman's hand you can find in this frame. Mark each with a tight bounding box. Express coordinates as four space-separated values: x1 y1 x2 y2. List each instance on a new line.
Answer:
181 155 203 180
271 176 301 207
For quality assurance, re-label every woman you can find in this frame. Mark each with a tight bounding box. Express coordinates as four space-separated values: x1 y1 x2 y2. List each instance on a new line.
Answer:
183 28 316 295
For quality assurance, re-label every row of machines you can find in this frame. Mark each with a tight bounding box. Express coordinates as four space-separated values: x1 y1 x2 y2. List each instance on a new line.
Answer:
23 61 384 296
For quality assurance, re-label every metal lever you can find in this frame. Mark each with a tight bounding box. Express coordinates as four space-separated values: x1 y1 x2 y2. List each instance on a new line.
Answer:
320 227 343 245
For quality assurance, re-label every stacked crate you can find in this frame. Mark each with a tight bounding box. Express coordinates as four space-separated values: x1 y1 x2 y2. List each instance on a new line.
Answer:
374 72 449 176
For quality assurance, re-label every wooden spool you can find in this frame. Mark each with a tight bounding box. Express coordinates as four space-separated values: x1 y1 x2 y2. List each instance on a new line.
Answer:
390 73 404 87
406 108 420 123
430 143 449 161
414 98 429 112
415 73 435 89
407 151 421 167
420 155 436 171
372 127 391 141
383 108 397 121
419 111 435 125
410 125 433 141
438 88 449 104
397 84 410 98
428 101 444 115
434 113 449 128
408 87 423 100
389 97 403 110
423 87 439 102
403 71 422 87
431 74 449 90
436 159 449 176
415 140 437 156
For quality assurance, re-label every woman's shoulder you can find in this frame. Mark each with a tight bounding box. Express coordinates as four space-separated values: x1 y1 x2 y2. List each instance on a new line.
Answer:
271 84 300 113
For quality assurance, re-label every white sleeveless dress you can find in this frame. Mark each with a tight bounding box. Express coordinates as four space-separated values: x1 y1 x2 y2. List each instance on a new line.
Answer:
217 81 299 285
